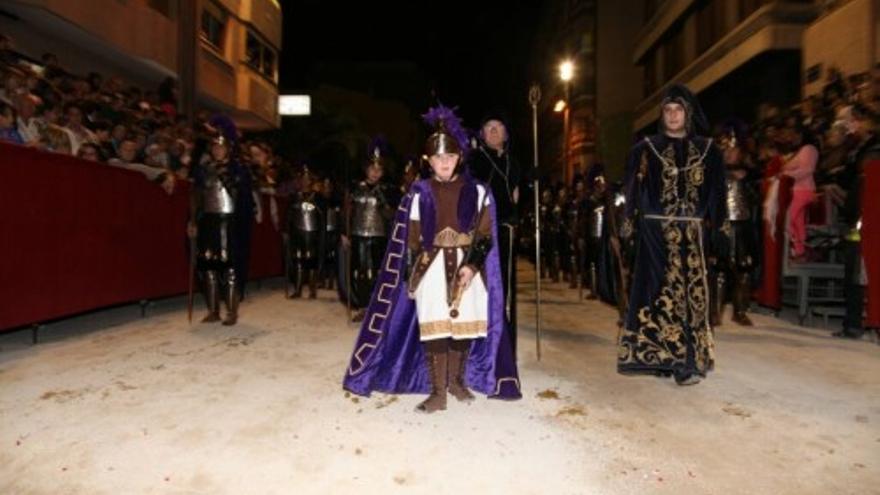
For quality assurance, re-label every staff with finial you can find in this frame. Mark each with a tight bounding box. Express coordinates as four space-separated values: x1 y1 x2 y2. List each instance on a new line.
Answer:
529 83 543 361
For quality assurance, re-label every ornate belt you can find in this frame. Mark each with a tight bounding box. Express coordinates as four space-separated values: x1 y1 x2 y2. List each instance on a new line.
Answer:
433 227 472 248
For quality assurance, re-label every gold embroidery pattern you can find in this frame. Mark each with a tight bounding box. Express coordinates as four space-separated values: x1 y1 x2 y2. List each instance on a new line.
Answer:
419 319 488 339
619 139 715 374
348 198 410 376
720 219 733 238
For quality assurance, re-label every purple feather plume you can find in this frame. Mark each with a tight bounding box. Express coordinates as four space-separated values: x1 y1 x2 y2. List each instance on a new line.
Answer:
367 135 391 159
422 104 471 157
208 114 239 144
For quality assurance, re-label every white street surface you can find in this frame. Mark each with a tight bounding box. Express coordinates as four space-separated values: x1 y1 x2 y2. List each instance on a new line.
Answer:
1 264 878 494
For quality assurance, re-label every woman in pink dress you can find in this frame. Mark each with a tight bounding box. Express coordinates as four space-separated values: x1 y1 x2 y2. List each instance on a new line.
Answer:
781 127 819 261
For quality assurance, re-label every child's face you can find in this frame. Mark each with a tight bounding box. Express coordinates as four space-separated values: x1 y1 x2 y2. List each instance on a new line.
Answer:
428 153 459 181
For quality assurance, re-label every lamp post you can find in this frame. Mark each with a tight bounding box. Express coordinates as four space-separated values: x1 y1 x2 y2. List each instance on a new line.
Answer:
559 60 573 185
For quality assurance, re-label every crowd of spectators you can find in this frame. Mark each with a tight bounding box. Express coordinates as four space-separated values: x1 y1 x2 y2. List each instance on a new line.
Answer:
0 33 291 196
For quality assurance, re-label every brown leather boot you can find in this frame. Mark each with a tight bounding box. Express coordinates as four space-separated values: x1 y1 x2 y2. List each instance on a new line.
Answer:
416 342 447 413
448 340 475 403
351 309 366 323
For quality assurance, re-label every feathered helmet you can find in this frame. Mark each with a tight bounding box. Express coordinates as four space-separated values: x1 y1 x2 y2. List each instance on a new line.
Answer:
366 136 389 170
719 118 749 150
206 114 238 147
586 162 606 188
296 164 321 193
659 84 709 137
422 104 470 160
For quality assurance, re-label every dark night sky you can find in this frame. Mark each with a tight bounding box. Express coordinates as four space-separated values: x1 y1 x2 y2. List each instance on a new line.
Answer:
279 1 544 131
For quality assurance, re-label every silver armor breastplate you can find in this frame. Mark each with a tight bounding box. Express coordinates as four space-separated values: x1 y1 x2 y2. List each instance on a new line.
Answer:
352 190 386 237
203 174 235 214
591 206 605 239
726 179 750 221
293 200 320 232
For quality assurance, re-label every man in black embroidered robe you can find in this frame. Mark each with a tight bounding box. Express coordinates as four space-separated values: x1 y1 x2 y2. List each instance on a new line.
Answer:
468 114 523 355
617 84 727 386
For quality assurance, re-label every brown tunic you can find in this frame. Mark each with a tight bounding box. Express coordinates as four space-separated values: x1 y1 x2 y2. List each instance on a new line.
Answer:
407 176 491 303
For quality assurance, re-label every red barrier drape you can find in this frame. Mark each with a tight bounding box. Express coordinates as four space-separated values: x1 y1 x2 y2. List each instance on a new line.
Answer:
755 156 793 310
0 143 284 331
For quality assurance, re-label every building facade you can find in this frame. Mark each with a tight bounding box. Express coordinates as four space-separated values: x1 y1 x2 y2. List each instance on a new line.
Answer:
531 0 599 185
0 0 281 130
803 0 879 97
632 0 820 132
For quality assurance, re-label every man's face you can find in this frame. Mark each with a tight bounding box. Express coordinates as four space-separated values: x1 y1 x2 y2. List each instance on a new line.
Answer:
43 107 60 124
112 124 126 141
847 115 866 137
723 145 742 165
16 97 35 120
119 141 138 162
662 103 686 135
211 142 229 161
366 164 384 184
482 119 507 149
0 109 14 129
79 146 100 161
249 145 268 167
4 74 22 93
66 106 82 126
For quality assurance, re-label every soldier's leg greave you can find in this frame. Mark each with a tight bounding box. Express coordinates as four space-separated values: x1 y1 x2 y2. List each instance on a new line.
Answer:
201 270 221 322
222 268 238 326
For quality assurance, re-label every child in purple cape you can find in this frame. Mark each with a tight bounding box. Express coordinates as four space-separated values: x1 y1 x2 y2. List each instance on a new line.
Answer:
343 106 521 412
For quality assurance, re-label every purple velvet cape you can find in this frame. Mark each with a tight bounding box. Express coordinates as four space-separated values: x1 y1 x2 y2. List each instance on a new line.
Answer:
343 176 521 400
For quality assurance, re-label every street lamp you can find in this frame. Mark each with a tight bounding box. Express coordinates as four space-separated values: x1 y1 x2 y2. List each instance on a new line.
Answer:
559 60 574 83
553 99 566 113
559 60 574 184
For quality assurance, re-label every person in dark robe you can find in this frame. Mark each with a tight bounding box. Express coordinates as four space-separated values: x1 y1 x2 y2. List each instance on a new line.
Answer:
467 113 523 355
617 85 727 386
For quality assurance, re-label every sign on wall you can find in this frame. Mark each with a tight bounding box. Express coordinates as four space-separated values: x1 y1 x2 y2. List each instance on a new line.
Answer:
278 95 311 116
